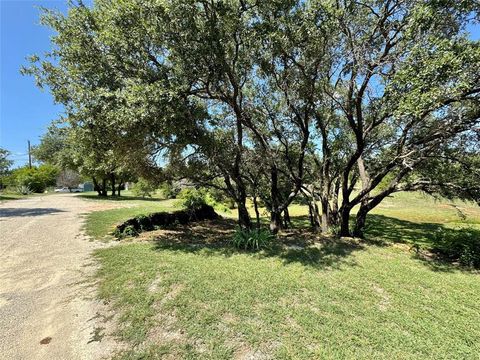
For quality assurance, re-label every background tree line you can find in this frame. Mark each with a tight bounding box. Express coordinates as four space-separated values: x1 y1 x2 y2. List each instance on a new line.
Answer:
25 0 480 237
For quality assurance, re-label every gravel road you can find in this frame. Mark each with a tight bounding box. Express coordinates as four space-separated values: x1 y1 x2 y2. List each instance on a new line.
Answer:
0 194 114 359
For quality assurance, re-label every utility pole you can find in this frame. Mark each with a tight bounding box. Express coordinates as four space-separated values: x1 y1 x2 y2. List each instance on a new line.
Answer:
28 140 32 169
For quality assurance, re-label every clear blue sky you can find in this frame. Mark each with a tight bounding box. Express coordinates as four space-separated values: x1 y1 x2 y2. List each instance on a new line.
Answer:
1 0 70 166
0 1 479 167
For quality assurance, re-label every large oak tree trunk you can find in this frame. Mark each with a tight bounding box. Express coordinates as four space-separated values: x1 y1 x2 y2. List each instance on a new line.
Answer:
270 210 282 234
353 207 368 238
329 179 340 226
339 205 352 237
100 178 108 197
320 197 330 233
110 173 116 196
283 207 291 229
269 165 282 234
353 188 395 238
92 177 102 196
237 198 252 229
308 197 321 232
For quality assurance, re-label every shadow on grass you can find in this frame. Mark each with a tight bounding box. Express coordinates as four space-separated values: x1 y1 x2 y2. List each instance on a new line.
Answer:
77 194 167 202
364 214 478 247
364 214 480 272
149 218 362 270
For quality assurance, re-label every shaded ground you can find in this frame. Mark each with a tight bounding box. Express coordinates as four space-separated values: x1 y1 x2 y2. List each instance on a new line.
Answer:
0 194 116 360
145 218 363 271
0 207 66 218
365 213 480 247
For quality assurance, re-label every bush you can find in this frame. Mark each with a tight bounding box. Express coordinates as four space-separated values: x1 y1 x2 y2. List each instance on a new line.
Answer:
113 224 139 239
231 227 274 251
178 188 209 211
432 227 480 268
8 165 58 193
178 187 234 213
123 225 139 237
132 178 156 198
136 214 154 231
159 181 181 199
114 205 220 239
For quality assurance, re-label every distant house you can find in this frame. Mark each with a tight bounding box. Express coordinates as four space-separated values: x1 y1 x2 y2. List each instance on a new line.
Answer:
80 182 94 192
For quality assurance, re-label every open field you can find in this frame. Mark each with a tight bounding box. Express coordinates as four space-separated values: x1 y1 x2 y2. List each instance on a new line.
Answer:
81 191 480 359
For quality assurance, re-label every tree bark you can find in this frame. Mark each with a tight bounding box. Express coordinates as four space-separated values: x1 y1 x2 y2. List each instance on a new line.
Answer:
269 165 282 234
92 177 101 196
308 203 314 227
320 196 329 233
110 173 116 196
237 198 252 229
330 178 340 225
270 210 282 234
353 206 368 238
283 207 291 229
310 200 321 232
339 205 352 237
353 186 397 238
101 178 108 196
253 196 260 228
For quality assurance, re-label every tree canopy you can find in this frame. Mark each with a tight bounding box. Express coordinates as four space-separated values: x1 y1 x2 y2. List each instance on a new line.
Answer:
25 0 480 235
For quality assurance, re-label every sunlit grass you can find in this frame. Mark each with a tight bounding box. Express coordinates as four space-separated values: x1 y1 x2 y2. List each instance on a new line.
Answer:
87 191 480 359
97 241 480 360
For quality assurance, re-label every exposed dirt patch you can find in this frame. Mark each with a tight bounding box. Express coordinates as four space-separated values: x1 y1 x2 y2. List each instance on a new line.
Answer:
372 284 391 311
83 202 125 212
148 277 162 293
148 309 186 346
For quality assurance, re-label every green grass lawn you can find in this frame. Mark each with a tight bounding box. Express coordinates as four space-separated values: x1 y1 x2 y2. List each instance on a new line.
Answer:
85 191 480 359
97 241 479 360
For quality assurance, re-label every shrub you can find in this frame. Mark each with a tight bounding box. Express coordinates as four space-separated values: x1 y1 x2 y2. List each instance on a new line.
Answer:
231 227 274 251
178 188 209 211
178 187 234 213
8 165 58 193
113 224 139 239
159 181 180 199
136 214 154 231
123 225 139 237
432 227 480 268
132 178 156 198
113 206 219 239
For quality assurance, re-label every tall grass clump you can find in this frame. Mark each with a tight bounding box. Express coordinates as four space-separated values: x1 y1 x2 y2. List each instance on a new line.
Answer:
231 227 274 251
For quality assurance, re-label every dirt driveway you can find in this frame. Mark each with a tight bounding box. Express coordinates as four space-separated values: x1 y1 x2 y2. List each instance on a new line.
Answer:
0 194 113 359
